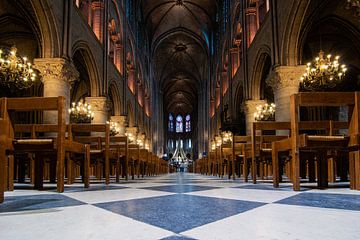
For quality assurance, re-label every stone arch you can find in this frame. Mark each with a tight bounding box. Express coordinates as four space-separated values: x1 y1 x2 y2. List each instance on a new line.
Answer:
108 79 122 116
28 0 61 58
71 41 101 97
234 83 244 118
250 45 272 100
280 0 311 66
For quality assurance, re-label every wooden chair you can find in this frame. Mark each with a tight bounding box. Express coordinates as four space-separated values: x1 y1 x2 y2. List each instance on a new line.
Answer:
0 97 90 201
251 122 291 184
275 92 357 190
221 141 234 179
108 136 129 181
232 136 251 181
139 149 149 178
69 123 110 184
128 143 140 179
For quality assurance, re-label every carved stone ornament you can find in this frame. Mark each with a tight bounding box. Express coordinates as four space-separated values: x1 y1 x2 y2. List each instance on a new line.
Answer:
34 58 79 85
243 99 266 114
85 96 110 112
266 65 306 91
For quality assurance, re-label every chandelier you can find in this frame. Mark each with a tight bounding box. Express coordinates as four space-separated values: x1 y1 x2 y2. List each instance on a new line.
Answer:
346 0 360 18
0 46 37 89
107 120 120 136
221 131 233 144
254 102 276 121
125 131 136 143
69 100 94 123
300 51 347 91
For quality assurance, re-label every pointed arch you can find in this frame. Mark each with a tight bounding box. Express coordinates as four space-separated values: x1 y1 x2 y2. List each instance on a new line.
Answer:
72 41 101 96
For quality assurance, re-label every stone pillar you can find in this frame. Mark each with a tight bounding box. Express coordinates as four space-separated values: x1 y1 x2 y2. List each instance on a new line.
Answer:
244 100 266 135
110 115 127 136
246 7 258 47
85 96 108 124
114 43 123 74
266 65 306 122
34 58 79 123
230 47 240 77
91 1 104 42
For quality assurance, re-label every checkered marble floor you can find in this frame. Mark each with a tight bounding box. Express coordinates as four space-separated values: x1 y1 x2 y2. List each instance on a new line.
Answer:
1 173 360 240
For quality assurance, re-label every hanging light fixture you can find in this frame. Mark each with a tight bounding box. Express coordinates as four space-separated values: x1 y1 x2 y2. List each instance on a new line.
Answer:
0 46 37 89
125 128 136 143
221 131 233 144
107 120 120 136
346 0 360 18
254 102 276 121
300 51 347 91
69 99 94 123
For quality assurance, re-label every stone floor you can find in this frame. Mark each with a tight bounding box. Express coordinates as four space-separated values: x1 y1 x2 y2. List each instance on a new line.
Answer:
1 173 360 240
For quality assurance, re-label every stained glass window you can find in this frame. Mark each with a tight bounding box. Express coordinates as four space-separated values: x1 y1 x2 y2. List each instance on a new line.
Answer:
176 115 183 133
168 113 174 132
185 114 191 132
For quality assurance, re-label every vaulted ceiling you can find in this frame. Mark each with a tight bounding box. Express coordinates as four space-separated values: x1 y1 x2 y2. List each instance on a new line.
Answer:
141 0 218 115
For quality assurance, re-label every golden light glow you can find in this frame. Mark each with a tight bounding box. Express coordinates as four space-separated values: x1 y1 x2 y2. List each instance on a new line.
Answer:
300 50 347 91
69 100 94 123
0 46 37 89
254 102 276 121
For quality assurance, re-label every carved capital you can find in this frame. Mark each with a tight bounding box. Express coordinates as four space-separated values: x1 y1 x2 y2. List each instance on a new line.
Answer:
266 65 306 92
85 96 109 112
110 115 127 125
34 58 79 85
110 115 127 136
126 126 138 136
243 100 266 114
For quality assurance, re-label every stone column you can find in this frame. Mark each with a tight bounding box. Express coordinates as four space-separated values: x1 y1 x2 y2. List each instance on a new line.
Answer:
91 1 104 42
244 100 266 135
266 65 306 122
34 58 79 123
246 7 258 47
85 96 108 124
114 43 123 74
110 115 127 136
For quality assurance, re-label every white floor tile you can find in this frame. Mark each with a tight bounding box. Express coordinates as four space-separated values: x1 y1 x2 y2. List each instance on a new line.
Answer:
182 203 360 240
0 204 173 240
185 188 300 203
62 188 176 204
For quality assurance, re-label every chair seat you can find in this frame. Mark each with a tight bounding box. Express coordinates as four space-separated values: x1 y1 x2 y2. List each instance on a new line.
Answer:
15 139 53 144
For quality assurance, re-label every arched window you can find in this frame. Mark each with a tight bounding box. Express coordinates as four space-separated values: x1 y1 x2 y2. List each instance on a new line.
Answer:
176 114 183 133
168 113 174 132
185 114 191 132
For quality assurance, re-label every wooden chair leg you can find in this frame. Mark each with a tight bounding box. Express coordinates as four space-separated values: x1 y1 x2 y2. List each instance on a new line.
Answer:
8 155 14 191
0 146 6 203
317 151 328 188
328 157 336 183
272 143 279 188
30 155 35 185
34 156 44 190
84 145 90 188
244 158 248 182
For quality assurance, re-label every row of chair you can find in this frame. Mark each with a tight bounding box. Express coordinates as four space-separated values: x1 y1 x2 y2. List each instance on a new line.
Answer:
195 92 360 191
0 96 168 203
